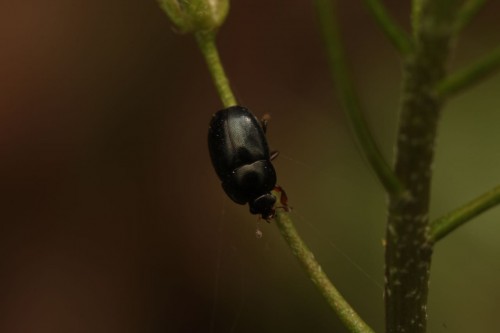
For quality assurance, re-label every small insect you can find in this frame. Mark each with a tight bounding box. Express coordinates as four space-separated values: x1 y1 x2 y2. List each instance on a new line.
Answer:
208 105 287 220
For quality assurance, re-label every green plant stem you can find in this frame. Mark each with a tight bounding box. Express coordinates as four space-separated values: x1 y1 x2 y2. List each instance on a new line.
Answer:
195 31 237 108
386 1 465 333
455 0 487 33
315 0 404 196
195 21 371 333
436 45 500 97
361 0 413 54
429 185 500 242
275 211 375 333
411 0 424 35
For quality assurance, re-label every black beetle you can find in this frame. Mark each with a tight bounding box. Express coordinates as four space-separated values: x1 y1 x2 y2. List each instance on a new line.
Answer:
208 105 285 220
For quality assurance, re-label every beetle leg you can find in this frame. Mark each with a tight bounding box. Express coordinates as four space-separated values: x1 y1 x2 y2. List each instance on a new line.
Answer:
260 114 271 134
273 185 291 212
270 150 279 161
262 114 279 161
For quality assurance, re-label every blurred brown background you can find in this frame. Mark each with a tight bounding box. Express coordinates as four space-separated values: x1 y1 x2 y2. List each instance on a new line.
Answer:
1 1 500 332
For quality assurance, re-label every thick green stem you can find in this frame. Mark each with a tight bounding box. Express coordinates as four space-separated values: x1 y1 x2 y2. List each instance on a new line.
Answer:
386 1 464 332
361 0 413 54
315 0 404 196
195 31 237 108
275 211 375 333
430 185 500 242
436 45 500 97
411 0 424 35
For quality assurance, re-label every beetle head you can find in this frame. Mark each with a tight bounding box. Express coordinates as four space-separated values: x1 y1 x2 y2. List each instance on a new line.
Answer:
249 193 276 221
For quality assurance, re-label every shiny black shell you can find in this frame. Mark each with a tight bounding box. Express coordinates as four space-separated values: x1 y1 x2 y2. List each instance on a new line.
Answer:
208 106 277 218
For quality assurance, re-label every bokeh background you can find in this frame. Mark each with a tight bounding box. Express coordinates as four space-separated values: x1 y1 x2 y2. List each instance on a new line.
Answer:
1 1 500 332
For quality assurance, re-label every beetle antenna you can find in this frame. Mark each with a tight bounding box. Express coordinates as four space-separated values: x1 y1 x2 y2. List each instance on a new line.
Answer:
270 150 280 161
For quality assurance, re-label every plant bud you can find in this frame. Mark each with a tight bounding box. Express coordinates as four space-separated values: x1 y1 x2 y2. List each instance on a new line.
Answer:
158 0 229 33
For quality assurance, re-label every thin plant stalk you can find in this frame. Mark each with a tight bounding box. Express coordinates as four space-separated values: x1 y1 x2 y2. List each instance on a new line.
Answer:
315 0 404 196
430 185 500 242
195 23 373 333
436 45 500 97
362 0 413 54
455 0 488 33
275 211 375 333
195 31 237 108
